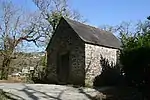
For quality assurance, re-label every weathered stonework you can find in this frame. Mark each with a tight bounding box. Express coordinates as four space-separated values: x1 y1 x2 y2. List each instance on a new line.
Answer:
46 18 120 86
85 43 118 86
46 20 85 85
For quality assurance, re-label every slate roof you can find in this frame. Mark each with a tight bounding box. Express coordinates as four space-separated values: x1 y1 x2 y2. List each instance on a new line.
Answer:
64 18 121 49
46 17 121 50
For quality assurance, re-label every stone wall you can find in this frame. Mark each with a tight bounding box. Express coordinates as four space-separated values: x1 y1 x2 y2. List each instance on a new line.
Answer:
46 20 85 85
85 43 118 86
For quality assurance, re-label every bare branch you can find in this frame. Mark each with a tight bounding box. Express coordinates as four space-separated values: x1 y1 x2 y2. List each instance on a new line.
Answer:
32 0 84 38
0 0 46 79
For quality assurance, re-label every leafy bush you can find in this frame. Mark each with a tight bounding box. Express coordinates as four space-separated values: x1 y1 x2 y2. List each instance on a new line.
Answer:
119 19 150 99
93 56 124 87
120 47 150 87
119 19 150 87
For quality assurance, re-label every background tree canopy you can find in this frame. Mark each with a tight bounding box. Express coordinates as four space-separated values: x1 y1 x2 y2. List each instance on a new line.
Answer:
0 0 84 80
119 18 150 91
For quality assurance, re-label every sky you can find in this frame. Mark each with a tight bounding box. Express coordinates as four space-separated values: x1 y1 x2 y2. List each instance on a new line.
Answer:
13 0 150 26
70 0 150 26
11 0 150 52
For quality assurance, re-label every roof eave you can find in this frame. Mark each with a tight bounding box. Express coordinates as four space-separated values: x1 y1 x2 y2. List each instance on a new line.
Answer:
84 41 121 50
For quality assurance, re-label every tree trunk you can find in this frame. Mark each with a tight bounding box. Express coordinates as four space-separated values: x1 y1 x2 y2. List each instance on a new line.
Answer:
0 57 11 80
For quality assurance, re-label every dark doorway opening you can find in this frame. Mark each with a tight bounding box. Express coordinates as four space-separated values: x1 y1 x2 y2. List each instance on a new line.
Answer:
57 52 70 84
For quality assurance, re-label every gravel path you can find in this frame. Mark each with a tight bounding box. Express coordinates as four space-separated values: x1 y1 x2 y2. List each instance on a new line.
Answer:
0 83 99 100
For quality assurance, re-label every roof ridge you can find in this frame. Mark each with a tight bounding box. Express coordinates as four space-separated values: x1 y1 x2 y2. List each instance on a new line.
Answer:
64 17 100 29
62 17 121 49
64 17 112 35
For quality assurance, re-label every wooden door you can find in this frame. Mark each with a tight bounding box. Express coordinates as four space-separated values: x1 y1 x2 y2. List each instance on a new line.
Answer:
57 52 70 84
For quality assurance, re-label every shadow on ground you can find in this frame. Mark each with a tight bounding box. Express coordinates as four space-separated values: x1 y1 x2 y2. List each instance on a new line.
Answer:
1 84 69 100
77 86 146 100
1 85 146 100
0 89 25 100
1 84 96 100
94 87 145 100
18 84 66 100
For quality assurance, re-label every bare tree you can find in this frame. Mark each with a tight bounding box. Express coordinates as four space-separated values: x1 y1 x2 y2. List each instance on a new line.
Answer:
100 22 135 41
0 1 45 79
32 0 85 43
100 25 116 33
